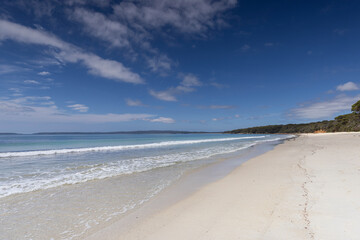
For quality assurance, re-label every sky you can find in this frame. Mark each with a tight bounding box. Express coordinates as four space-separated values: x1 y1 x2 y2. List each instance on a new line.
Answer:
0 0 360 133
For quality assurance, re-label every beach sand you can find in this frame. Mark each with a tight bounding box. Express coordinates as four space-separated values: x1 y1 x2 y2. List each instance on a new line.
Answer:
89 133 360 240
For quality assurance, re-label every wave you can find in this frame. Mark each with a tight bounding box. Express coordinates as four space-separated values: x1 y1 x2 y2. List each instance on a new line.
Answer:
0 136 296 198
0 142 258 198
0 136 265 158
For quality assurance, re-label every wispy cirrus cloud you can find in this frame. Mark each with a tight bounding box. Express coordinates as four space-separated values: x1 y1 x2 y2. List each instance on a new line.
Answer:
24 80 40 85
69 0 237 73
149 74 201 101
71 8 131 48
125 99 146 107
38 71 50 76
67 103 89 112
146 117 175 124
146 54 173 74
149 89 178 102
0 96 174 125
71 0 237 47
289 95 360 119
0 19 143 84
0 64 27 74
113 0 237 35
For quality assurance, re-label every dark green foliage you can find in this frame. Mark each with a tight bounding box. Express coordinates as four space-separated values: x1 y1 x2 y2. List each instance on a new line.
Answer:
352 100 360 113
226 110 360 134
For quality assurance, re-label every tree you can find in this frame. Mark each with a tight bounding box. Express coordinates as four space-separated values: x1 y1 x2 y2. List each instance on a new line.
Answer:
352 100 360 114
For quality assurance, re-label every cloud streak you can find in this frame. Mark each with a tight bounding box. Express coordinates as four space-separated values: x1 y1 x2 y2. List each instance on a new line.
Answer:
69 0 237 74
113 0 237 35
38 71 50 76
72 8 131 48
289 95 360 119
67 103 89 112
150 74 202 101
147 117 175 124
125 99 146 107
0 96 174 125
0 19 143 84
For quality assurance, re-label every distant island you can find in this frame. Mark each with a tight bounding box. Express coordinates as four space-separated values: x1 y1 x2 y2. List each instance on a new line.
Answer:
226 100 360 134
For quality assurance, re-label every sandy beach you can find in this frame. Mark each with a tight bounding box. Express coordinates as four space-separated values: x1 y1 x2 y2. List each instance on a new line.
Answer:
98 132 360 240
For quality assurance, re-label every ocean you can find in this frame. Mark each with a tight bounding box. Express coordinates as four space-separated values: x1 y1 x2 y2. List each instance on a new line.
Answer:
0 133 293 239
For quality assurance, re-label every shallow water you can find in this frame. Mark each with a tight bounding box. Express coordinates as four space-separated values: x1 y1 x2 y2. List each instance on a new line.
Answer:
0 133 293 239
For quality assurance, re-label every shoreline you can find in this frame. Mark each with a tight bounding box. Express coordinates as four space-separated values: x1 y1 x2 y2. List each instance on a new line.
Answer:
85 137 290 239
90 132 360 239
1 134 290 240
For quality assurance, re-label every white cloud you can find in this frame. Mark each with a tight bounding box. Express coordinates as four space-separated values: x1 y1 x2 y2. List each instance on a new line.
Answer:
147 54 173 73
147 117 175 124
9 88 22 93
0 64 26 74
113 0 237 35
68 0 237 76
181 74 202 87
67 104 89 112
0 19 143 84
200 105 235 109
290 95 360 119
336 82 359 91
8 88 23 96
149 89 177 102
264 42 274 47
150 74 202 101
126 99 145 107
212 117 225 121
38 71 50 76
24 80 40 84
69 0 237 51
71 8 131 48
0 19 66 47
0 96 172 124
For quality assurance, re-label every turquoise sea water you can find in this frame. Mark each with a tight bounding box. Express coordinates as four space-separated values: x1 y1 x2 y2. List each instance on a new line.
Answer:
0 133 292 239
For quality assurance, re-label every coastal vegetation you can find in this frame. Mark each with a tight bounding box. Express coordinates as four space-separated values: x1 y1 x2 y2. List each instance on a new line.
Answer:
226 100 360 134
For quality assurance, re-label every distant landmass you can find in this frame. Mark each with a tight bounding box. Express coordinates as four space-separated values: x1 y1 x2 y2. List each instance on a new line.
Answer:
0 130 218 135
3 101 359 135
34 130 218 135
226 100 360 134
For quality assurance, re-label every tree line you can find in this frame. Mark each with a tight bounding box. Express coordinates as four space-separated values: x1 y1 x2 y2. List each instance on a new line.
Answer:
225 100 360 134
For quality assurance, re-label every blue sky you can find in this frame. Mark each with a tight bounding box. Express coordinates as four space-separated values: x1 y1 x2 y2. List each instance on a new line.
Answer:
0 0 360 133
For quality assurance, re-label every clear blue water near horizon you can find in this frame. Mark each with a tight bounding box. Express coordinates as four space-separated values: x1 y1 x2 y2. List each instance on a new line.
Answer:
0 133 293 239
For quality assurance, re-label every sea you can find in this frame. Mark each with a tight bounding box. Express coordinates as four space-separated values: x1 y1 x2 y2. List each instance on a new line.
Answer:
0 133 293 240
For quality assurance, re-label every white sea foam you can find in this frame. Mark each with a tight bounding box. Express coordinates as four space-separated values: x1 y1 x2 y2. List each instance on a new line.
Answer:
0 136 265 158
0 135 294 198
0 143 257 198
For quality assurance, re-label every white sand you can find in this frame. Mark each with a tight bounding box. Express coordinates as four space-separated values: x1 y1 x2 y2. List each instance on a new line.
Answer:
90 133 360 240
